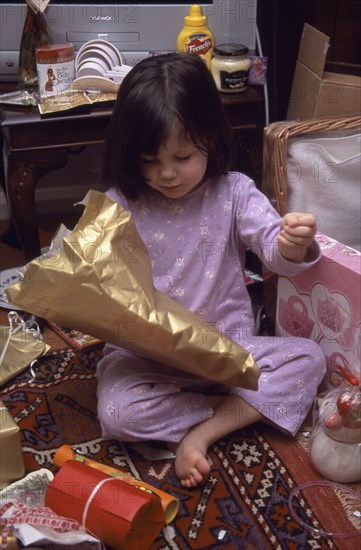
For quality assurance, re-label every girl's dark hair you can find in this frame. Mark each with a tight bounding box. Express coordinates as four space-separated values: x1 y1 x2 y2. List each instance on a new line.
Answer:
103 53 232 200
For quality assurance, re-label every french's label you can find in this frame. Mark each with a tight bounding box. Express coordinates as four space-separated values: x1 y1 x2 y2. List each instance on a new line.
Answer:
185 33 213 56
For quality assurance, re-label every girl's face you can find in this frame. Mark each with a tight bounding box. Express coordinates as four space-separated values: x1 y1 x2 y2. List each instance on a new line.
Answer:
140 130 208 199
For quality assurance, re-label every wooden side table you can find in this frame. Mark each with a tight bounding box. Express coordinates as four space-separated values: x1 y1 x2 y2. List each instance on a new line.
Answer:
1 87 264 261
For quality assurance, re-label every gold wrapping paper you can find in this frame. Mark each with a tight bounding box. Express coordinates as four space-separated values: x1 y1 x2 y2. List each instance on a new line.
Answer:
38 90 117 116
6 190 260 389
0 313 50 387
0 402 25 489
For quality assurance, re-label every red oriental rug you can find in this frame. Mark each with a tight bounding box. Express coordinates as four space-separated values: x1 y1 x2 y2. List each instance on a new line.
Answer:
1 347 360 549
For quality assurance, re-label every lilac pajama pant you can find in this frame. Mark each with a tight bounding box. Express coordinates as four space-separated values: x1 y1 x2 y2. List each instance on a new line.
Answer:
96 336 326 444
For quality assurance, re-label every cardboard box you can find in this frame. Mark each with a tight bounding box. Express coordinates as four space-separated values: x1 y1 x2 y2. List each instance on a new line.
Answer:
0 401 25 488
276 234 361 389
287 23 361 120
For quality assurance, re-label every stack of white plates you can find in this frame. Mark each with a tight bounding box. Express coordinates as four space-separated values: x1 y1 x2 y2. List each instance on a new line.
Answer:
71 39 133 93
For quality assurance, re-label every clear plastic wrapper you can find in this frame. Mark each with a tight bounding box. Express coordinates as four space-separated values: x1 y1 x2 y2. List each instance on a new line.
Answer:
309 386 361 483
0 469 53 507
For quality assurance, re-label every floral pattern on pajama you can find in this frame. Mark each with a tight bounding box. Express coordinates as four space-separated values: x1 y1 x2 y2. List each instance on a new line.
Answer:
97 172 326 442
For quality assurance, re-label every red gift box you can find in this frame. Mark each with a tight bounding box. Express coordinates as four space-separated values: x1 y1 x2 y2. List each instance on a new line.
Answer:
45 460 165 550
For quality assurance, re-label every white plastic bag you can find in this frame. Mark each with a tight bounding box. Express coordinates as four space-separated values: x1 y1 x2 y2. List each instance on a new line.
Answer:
287 132 361 251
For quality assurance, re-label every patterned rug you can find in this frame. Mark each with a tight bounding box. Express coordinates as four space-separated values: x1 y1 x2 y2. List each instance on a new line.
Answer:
1 347 360 549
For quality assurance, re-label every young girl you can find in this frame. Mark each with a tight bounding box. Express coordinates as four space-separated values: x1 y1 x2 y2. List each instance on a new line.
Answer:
97 53 326 488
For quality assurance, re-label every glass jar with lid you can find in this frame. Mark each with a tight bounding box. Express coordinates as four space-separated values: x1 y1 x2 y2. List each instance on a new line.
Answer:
211 44 251 93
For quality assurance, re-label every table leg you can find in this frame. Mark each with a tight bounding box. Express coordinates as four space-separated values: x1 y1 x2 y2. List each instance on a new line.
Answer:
5 149 69 261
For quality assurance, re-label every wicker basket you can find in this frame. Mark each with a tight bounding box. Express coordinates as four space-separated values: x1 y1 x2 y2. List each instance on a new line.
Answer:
260 114 361 334
262 115 361 216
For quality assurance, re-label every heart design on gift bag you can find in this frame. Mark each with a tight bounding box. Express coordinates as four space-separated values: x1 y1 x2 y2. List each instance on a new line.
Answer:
277 278 318 340
278 296 315 339
310 283 351 341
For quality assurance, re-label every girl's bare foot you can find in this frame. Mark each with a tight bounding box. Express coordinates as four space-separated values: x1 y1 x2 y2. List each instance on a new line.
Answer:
170 394 262 488
174 432 211 488
171 395 226 488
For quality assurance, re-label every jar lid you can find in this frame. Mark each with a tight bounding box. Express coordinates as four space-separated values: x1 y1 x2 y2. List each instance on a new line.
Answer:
36 43 74 62
214 44 249 57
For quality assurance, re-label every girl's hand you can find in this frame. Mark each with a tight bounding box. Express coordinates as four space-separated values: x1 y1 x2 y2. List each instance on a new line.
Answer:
278 212 317 262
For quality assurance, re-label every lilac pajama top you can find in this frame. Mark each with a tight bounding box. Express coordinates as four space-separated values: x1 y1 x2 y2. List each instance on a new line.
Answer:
97 172 326 442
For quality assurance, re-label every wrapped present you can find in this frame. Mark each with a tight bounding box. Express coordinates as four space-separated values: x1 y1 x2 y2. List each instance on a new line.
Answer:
6 190 260 390
277 234 361 389
0 402 25 488
0 311 50 387
45 460 165 550
53 445 179 523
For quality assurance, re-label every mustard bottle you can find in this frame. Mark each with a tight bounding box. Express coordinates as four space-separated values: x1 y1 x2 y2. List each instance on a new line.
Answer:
176 4 214 69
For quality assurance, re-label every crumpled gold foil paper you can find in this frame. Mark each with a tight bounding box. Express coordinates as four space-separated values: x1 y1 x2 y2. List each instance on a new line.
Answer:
0 312 50 387
6 190 260 389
